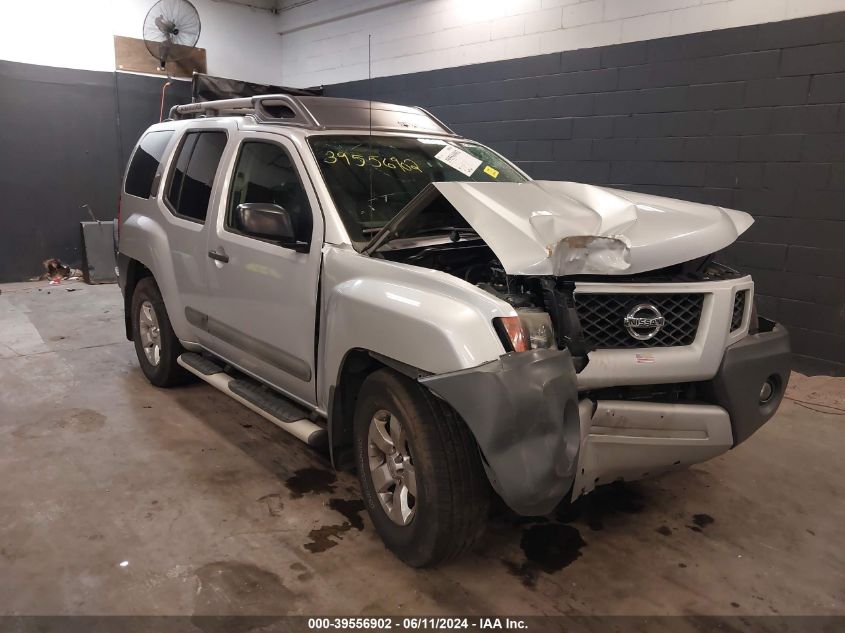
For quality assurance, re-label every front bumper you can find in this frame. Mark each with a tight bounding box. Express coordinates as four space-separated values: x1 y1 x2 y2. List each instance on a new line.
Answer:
422 319 790 516
706 319 791 446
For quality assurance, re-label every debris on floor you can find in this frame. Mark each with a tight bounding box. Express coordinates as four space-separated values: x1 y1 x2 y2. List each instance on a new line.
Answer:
38 258 82 284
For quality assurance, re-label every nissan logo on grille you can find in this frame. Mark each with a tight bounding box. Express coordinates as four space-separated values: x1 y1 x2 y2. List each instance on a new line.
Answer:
623 303 665 341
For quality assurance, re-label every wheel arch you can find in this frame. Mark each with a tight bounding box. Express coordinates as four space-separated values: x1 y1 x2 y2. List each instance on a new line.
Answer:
328 348 428 471
121 256 154 341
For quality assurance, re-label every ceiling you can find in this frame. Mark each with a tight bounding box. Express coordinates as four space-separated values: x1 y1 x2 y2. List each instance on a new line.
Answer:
214 0 318 11
213 0 284 11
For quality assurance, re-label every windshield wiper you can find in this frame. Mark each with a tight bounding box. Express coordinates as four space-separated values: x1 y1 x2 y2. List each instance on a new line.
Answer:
413 226 477 236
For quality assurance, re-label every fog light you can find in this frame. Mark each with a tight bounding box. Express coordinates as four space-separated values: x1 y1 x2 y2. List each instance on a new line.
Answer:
759 380 774 404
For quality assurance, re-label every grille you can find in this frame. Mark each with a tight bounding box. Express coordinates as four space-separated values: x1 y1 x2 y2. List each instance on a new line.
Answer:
731 291 747 331
574 293 704 349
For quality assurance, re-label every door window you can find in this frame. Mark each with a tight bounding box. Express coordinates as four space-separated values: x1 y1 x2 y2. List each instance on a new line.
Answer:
165 131 227 223
227 141 313 243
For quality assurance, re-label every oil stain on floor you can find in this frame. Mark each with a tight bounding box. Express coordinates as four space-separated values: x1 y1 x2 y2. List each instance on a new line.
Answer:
285 467 337 499
304 498 366 554
12 408 106 439
56 409 106 433
257 493 285 517
502 482 648 588
688 513 715 532
192 561 294 632
503 523 587 589
328 498 366 530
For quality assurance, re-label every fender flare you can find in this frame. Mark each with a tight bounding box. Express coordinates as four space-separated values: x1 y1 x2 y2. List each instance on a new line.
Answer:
422 348 581 516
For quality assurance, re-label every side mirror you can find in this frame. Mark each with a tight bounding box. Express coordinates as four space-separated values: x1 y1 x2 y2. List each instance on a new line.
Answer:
234 202 296 243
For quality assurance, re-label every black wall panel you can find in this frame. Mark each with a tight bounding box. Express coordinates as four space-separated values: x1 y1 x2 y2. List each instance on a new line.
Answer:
0 62 120 282
115 72 192 170
326 12 845 373
0 62 190 283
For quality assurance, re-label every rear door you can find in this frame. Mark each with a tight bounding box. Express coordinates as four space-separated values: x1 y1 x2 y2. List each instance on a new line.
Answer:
158 125 230 345
202 130 324 406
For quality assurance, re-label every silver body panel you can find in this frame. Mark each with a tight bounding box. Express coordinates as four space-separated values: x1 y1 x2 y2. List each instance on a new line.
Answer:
571 399 735 500
318 244 515 409
119 107 775 501
202 129 324 403
430 180 754 276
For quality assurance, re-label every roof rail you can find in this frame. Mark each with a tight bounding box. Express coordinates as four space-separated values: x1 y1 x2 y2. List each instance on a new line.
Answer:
168 94 456 136
169 94 317 127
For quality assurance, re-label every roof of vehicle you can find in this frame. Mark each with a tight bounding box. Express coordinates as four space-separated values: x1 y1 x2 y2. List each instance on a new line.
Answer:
168 94 456 138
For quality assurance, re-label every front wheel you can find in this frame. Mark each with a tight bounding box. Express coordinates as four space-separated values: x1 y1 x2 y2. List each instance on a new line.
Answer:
353 369 489 567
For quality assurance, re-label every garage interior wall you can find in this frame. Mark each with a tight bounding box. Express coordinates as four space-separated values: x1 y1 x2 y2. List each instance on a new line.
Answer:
0 0 283 284
287 1 845 374
2 1 843 372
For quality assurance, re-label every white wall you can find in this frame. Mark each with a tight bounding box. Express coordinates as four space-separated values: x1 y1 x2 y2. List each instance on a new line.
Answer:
278 0 845 87
0 0 285 85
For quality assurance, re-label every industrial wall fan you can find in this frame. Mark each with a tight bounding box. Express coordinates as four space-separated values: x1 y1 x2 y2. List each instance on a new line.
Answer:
143 0 202 70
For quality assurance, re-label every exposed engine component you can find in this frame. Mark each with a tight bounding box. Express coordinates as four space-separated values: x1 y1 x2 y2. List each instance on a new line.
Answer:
382 239 745 366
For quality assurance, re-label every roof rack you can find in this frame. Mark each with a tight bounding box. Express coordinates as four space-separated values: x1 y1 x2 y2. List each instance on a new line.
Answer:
168 94 456 136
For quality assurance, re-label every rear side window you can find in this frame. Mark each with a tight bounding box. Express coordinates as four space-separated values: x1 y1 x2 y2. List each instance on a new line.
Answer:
165 131 227 223
124 130 173 199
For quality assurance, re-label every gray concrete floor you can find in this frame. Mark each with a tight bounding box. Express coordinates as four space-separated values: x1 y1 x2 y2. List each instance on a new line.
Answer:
0 280 843 616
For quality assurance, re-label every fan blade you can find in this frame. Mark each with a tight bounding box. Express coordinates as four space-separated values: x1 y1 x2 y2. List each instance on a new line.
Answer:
154 15 177 35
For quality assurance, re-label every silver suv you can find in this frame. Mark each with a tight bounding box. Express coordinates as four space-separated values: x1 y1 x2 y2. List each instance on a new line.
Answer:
118 95 790 567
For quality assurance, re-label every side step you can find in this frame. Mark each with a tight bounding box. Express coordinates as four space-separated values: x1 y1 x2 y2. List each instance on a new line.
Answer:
177 352 327 448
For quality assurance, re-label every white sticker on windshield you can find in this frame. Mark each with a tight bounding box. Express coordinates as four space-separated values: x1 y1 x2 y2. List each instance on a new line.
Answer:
434 145 482 177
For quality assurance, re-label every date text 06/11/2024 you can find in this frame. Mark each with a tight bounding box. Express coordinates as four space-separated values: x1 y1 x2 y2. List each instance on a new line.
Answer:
307 617 528 630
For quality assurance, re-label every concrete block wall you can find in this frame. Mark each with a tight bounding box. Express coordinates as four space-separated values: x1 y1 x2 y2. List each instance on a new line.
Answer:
279 0 845 87
326 12 845 373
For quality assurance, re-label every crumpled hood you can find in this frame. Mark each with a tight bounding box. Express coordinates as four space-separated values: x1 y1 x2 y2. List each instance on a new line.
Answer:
431 180 754 276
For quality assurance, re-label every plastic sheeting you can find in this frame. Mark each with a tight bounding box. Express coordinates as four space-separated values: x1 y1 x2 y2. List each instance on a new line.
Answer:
191 72 322 102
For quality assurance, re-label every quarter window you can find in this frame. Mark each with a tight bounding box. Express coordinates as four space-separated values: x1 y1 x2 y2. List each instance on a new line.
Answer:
124 130 173 199
165 131 227 223
227 141 313 243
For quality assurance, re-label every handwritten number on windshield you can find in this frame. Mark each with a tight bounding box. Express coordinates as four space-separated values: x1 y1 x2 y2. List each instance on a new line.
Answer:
322 151 421 173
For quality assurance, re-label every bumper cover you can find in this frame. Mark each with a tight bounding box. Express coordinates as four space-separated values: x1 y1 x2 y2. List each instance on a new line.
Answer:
422 320 789 516
571 400 734 500
420 348 580 517
706 319 791 446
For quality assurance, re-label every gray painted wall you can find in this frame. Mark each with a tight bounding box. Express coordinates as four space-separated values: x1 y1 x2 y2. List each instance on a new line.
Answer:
0 61 190 283
326 12 845 374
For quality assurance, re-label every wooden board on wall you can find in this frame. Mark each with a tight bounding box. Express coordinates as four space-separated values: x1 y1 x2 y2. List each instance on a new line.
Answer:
114 35 206 79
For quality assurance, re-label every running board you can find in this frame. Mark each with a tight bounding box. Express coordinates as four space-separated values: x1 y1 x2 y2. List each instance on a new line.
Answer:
177 352 327 448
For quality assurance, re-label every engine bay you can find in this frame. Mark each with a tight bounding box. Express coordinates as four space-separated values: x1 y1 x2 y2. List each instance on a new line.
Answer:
379 239 746 364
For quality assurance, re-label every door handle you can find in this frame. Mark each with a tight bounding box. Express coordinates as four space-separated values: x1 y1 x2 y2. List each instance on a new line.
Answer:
208 250 229 263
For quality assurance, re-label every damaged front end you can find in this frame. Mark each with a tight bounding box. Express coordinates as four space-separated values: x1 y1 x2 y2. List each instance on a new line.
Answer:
421 348 582 517
369 180 790 515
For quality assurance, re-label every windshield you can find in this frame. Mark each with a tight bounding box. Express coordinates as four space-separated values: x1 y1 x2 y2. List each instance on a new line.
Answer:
308 135 527 245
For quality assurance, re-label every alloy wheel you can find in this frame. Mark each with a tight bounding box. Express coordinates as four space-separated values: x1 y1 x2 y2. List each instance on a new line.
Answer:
138 300 162 366
367 409 417 525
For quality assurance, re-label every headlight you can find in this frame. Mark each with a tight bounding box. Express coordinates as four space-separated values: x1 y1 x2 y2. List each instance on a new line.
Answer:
493 309 555 352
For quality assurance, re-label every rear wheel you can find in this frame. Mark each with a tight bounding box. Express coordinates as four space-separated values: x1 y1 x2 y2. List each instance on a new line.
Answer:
131 277 191 387
353 369 489 567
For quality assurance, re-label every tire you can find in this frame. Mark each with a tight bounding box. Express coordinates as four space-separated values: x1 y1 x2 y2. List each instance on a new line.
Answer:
131 277 191 388
353 368 489 567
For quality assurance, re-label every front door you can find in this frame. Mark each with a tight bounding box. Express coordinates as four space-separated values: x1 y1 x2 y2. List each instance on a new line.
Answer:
203 132 323 406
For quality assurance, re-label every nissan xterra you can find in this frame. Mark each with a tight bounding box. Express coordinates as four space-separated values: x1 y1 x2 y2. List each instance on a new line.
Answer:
117 95 791 567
